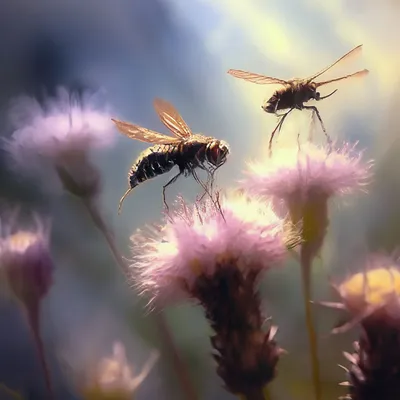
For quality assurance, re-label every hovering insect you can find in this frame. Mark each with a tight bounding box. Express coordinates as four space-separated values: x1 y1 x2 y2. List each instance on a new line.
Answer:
112 98 230 213
227 44 369 152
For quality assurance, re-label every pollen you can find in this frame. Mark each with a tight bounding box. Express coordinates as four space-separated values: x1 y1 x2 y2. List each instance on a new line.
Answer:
340 267 400 307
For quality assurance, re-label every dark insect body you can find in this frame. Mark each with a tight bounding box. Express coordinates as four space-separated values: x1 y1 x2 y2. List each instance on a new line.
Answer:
227 44 369 152
112 98 230 213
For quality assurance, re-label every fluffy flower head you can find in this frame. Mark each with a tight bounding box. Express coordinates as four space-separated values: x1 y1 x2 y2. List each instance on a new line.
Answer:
132 193 294 304
0 213 53 305
4 87 115 195
244 142 372 201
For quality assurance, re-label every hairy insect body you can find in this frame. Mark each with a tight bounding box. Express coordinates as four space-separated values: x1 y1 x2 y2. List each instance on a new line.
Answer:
128 138 226 190
129 144 178 188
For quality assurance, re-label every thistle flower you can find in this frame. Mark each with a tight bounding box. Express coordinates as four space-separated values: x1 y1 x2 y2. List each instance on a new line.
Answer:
0 212 55 398
244 142 372 400
4 87 115 198
132 193 293 397
244 142 372 260
80 342 159 400
322 254 400 400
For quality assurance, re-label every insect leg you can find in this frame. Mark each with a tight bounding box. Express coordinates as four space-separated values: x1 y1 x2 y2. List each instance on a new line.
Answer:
269 108 294 156
192 169 225 222
303 105 332 149
162 172 183 212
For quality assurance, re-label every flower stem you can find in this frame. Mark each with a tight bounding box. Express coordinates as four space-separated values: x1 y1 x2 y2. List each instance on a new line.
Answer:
238 389 266 400
262 386 272 400
81 197 198 400
25 302 55 400
300 247 322 400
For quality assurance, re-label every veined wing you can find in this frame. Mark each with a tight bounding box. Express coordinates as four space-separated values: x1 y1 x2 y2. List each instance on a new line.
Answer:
227 69 288 85
112 119 182 145
307 44 364 82
316 69 369 87
153 98 193 139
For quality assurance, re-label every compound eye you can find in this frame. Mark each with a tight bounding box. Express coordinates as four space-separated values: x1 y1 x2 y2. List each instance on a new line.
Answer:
315 91 320 100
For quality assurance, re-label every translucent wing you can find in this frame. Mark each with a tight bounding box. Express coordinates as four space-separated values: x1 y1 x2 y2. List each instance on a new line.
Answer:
316 69 369 87
307 44 364 82
227 69 288 85
112 119 182 144
153 98 193 139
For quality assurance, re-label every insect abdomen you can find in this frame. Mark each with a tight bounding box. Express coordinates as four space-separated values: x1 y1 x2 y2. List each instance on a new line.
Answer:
129 145 178 188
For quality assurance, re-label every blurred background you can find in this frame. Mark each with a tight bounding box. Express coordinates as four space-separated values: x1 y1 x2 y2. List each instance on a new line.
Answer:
0 0 399 399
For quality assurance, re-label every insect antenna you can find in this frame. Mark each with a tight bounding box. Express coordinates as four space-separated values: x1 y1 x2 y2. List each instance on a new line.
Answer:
118 188 134 214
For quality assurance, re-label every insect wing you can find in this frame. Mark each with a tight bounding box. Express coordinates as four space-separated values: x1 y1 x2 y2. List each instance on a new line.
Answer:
227 69 288 85
153 98 193 139
316 69 369 87
306 44 364 82
112 119 182 144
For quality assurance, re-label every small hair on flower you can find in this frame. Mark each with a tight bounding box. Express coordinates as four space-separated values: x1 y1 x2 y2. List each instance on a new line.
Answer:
3 87 116 197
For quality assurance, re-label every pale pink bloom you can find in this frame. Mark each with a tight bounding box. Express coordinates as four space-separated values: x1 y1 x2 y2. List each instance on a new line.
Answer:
4 87 115 195
131 193 293 305
81 342 159 400
244 142 372 204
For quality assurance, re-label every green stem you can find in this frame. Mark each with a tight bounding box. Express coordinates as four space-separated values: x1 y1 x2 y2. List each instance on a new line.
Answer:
81 197 198 400
300 247 322 400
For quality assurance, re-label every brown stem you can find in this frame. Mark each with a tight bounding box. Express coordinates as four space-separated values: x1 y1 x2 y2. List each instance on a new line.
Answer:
240 389 265 400
81 197 198 400
25 302 55 400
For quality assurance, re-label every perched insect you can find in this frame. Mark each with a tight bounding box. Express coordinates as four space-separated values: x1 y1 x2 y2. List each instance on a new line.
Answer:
112 98 230 213
227 44 369 152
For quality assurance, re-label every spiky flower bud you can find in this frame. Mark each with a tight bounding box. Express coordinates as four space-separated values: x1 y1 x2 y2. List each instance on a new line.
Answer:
322 255 400 400
132 193 294 397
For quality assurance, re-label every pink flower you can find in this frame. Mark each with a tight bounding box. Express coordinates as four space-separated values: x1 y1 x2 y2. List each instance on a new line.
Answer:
243 142 372 261
132 193 293 305
244 142 371 202
3 87 115 197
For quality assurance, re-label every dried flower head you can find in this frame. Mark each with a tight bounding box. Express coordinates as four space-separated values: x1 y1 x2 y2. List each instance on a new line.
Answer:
132 193 290 396
81 342 158 400
4 87 115 197
0 213 53 308
244 142 372 261
322 255 400 400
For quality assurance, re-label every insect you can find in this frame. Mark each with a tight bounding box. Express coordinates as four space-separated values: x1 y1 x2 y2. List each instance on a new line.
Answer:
227 44 369 152
112 98 230 214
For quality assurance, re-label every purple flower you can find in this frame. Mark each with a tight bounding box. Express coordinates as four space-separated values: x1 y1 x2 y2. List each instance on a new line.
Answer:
132 193 291 396
0 213 53 306
132 193 293 305
4 87 115 197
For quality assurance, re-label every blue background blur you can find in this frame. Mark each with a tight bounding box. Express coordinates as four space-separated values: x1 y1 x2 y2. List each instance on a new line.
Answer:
0 0 399 399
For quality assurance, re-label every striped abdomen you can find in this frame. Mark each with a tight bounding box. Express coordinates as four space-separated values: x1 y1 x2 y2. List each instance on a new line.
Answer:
128 144 179 189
